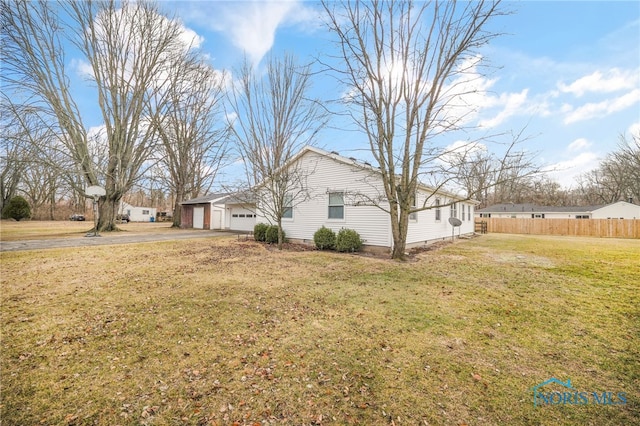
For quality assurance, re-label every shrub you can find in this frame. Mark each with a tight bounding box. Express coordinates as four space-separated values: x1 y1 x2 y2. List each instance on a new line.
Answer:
335 228 363 253
314 226 336 250
265 225 285 244
2 196 31 221
254 223 268 242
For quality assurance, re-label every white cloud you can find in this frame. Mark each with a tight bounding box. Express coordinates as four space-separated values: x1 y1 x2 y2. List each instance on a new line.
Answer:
545 151 601 188
202 0 316 66
478 89 529 129
558 68 639 97
71 58 94 79
564 88 640 124
628 122 640 137
567 138 591 152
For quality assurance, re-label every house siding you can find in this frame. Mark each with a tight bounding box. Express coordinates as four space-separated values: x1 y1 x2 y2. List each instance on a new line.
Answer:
256 151 392 247
407 197 474 244
255 149 476 248
475 201 640 220
592 201 640 219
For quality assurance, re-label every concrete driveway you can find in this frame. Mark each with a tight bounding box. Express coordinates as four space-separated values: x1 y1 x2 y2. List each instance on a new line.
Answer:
0 229 235 252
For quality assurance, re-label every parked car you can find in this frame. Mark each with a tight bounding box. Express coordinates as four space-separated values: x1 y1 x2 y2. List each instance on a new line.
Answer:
156 211 173 222
116 214 130 223
70 214 85 221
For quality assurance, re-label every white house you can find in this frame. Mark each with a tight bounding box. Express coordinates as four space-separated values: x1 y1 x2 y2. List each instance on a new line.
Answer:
180 193 256 231
120 202 157 222
475 201 640 219
255 146 478 250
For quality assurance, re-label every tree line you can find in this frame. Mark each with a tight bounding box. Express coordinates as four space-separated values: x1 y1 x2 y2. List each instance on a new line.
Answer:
2 0 638 259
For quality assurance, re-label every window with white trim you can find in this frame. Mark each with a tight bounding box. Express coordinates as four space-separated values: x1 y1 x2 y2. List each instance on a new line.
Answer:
328 192 344 219
450 202 457 218
282 194 293 219
409 192 417 221
462 204 466 221
435 198 441 221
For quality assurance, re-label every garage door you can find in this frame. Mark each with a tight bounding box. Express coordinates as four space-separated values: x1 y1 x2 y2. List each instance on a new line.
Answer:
193 207 205 229
229 207 256 231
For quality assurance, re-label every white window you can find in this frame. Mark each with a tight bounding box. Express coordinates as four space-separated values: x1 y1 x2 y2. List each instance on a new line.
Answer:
409 192 417 221
142 209 149 215
450 202 457 218
468 205 471 220
328 192 344 219
462 204 465 221
435 198 441 221
282 194 293 219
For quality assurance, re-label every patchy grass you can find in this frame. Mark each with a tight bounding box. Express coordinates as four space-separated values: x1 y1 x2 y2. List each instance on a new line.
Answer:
1 233 638 425
0 220 174 241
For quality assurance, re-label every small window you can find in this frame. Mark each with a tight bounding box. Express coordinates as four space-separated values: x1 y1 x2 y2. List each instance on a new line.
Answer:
283 194 293 219
409 193 417 221
239 214 245 218
435 198 441 221
576 215 589 219
328 192 344 219
232 214 238 218
468 205 471 220
450 203 457 219
462 204 465 221
142 210 149 215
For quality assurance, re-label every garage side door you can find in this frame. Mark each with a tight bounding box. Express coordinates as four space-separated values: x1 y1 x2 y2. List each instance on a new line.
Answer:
193 207 205 229
229 207 256 231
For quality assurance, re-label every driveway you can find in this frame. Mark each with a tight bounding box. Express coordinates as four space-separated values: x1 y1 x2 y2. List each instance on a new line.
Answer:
0 230 235 252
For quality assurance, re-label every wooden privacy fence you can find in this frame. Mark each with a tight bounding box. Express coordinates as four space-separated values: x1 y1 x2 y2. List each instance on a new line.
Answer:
476 218 640 239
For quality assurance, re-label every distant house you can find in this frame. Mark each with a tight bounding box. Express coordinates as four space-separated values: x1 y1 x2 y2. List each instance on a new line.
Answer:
475 201 640 219
119 202 157 222
179 193 255 231
254 146 478 250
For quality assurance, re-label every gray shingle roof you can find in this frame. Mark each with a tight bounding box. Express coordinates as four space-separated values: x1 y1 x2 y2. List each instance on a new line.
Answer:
476 203 605 213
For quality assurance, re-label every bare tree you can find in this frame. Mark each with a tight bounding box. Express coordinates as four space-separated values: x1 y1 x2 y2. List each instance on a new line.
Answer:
0 112 30 213
323 0 510 259
153 57 230 228
1 0 197 231
227 54 327 248
577 132 640 205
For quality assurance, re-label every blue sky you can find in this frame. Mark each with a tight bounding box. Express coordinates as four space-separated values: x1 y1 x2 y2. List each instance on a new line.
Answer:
77 1 640 189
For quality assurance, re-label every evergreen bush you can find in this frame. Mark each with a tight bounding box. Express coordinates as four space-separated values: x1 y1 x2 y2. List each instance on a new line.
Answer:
314 226 336 250
265 225 285 244
254 223 268 242
2 196 31 221
335 228 363 252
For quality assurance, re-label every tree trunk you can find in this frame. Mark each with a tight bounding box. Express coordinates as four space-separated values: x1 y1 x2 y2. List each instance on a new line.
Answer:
172 199 182 228
390 202 409 260
97 195 121 232
277 217 284 250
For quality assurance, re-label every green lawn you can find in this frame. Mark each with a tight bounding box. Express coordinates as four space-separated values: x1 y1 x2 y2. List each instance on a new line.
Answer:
1 232 638 425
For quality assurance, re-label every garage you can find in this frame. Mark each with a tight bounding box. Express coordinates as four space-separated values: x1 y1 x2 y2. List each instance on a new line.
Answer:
228 206 256 231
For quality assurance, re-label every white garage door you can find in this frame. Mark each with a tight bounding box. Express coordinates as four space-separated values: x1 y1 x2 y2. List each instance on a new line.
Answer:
193 207 205 229
229 207 256 231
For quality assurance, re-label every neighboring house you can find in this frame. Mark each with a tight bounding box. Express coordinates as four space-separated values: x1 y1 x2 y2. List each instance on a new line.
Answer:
475 201 640 219
120 202 157 222
254 146 478 250
180 193 256 231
